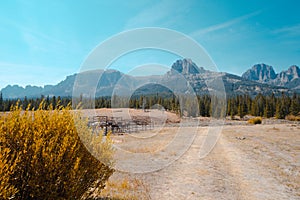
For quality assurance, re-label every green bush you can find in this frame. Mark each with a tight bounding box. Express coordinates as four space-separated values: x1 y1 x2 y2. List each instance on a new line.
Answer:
248 117 262 124
0 102 114 199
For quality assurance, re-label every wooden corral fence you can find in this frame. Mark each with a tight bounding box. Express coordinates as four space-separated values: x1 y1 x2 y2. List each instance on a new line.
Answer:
88 115 154 135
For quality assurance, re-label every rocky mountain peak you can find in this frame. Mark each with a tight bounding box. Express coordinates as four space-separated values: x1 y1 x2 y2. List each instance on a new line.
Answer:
277 65 300 84
171 58 205 75
286 65 300 78
242 63 300 88
242 63 276 83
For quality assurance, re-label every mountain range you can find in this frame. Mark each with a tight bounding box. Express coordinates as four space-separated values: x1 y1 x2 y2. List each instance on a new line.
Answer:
242 64 300 90
1 59 299 99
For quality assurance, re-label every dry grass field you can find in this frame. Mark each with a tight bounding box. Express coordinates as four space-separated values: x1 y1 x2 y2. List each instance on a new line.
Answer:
86 109 300 200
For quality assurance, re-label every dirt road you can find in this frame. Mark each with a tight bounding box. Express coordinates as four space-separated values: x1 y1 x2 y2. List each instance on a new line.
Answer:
101 123 300 199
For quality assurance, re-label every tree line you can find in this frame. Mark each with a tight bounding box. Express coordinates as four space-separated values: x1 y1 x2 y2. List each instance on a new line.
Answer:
0 92 299 119
226 93 300 119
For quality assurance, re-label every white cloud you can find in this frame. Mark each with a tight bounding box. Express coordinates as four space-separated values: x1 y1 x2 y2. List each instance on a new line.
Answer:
0 18 66 54
124 0 191 29
273 23 300 36
1 17 65 45
191 10 261 37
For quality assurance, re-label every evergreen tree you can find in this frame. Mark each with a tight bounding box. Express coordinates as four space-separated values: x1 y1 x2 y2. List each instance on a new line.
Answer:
51 96 56 108
23 96 29 110
275 99 285 119
46 96 50 107
238 95 247 118
230 98 237 118
149 97 153 109
290 93 300 115
269 93 276 117
257 94 266 116
227 98 231 116
199 98 206 116
264 99 272 118
251 100 258 116
57 96 61 105
134 98 139 109
280 92 291 117
245 94 252 114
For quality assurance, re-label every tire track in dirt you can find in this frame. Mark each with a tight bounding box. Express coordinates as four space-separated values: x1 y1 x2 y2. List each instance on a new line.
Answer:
219 132 299 200
146 127 298 199
103 125 299 199
144 127 241 200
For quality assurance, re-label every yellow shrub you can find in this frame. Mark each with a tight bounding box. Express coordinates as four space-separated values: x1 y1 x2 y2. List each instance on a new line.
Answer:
0 148 18 199
286 115 300 121
248 117 262 124
0 102 114 199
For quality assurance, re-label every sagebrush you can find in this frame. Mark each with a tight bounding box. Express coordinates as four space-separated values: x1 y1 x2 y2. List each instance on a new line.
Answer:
0 102 114 199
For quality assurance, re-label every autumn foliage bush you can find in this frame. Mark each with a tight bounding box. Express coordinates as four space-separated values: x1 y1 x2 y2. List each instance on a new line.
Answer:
0 102 114 200
248 117 262 124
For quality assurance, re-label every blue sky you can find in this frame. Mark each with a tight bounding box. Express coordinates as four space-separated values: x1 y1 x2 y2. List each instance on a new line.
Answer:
0 0 299 89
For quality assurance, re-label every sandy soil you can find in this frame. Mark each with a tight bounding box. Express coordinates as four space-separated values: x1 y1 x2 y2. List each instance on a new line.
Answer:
81 108 181 124
98 121 300 200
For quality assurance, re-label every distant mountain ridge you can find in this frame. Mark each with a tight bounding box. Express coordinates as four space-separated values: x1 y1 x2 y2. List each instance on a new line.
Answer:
1 59 299 99
242 64 277 83
242 64 300 90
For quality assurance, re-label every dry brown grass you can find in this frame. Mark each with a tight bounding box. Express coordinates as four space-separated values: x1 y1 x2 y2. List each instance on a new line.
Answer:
96 175 151 200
